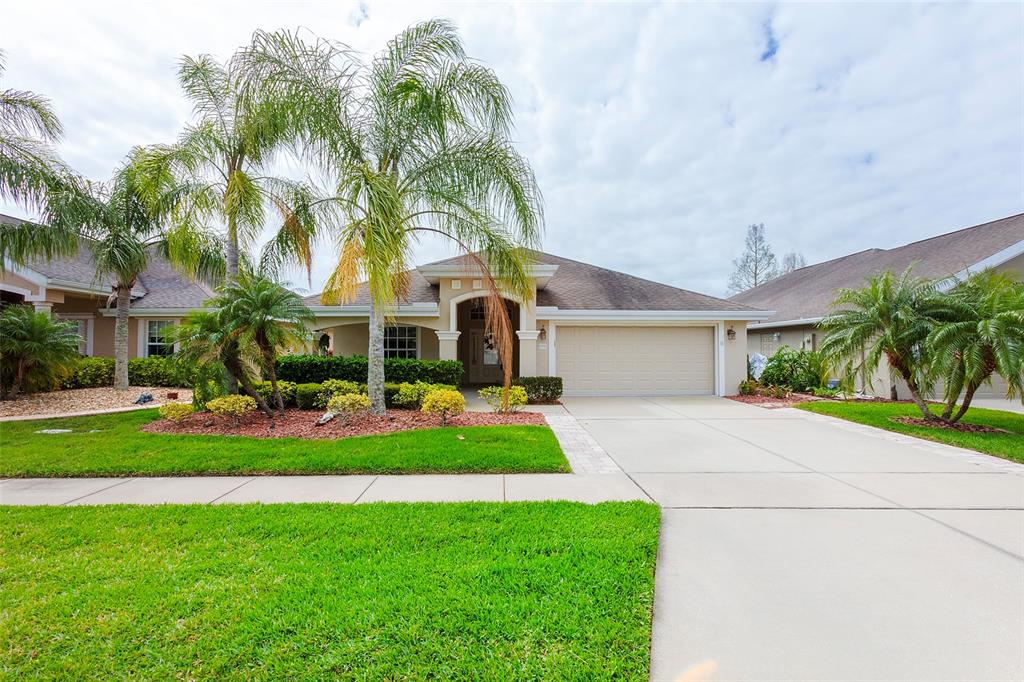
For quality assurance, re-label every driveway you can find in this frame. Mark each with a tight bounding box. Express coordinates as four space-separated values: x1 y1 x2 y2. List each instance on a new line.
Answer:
560 396 1024 682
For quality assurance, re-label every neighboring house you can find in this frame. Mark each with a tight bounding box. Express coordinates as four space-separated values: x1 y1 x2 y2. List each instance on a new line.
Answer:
0 214 212 360
730 212 1024 400
0 213 773 396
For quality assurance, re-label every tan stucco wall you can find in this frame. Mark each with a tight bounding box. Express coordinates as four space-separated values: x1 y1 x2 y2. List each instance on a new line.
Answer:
723 321 749 394
0 271 44 298
997 252 1023 279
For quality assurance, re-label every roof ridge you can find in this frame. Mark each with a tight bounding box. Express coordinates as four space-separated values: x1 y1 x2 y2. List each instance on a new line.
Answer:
885 212 1024 252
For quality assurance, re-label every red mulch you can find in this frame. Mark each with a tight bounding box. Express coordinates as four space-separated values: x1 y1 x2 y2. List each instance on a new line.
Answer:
142 408 546 440
726 393 818 409
891 417 1007 433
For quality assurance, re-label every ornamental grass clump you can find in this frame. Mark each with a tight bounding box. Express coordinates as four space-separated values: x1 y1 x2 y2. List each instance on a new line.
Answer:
326 393 371 425
206 395 257 426
421 389 465 426
158 403 194 423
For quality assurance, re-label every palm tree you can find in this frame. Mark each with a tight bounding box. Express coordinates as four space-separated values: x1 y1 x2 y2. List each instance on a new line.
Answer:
139 50 332 281
169 310 275 418
0 50 70 212
239 21 543 413
214 273 313 414
819 267 950 420
0 305 80 399
928 270 1024 422
0 152 223 390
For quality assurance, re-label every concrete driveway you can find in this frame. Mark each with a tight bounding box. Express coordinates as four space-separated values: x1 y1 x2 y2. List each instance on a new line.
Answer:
560 396 1024 682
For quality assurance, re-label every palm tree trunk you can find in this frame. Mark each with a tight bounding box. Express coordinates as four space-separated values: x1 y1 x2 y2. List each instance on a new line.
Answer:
224 214 240 394
232 366 275 420
114 285 132 390
263 348 285 415
367 299 386 415
7 360 27 400
889 354 936 420
950 382 980 424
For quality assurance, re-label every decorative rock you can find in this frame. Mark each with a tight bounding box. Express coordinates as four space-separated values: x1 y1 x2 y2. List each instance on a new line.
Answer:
315 412 336 426
133 392 154 405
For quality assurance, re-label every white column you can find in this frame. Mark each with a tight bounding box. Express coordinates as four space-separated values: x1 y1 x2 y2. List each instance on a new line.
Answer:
436 330 461 361
32 302 53 316
516 330 539 376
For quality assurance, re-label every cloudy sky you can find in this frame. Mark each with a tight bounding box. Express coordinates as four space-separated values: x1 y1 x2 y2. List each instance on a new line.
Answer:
2 1 1021 297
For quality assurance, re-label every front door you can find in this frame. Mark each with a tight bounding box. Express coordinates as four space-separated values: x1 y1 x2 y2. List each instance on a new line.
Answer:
468 329 503 384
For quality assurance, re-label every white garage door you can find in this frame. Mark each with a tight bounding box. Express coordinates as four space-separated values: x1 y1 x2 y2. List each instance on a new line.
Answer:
556 326 715 395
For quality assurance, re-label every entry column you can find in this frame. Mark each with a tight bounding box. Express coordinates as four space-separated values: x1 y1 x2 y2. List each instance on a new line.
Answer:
435 330 461 361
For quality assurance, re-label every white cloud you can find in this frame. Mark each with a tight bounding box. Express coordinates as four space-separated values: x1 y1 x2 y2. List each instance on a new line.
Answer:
1 1 1020 297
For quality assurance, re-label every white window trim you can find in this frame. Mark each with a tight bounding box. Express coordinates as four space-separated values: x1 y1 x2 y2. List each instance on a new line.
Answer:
138 318 180 358
383 324 421 360
57 313 94 356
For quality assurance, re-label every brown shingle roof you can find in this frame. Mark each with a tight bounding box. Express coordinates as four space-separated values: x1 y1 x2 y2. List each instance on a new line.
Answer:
306 250 757 312
730 213 1024 324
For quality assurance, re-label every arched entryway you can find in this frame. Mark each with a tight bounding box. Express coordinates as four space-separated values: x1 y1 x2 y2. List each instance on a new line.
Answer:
456 298 519 384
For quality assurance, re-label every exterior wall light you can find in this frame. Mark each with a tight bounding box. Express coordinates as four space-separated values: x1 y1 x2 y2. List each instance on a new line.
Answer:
538 325 547 341
726 327 736 341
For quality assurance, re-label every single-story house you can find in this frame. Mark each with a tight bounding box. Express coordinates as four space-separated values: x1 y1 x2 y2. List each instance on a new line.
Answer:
729 212 1024 400
1 213 773 396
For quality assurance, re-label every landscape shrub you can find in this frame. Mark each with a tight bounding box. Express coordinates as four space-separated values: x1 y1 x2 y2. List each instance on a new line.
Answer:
738 379 758 395
421 389 465 426
478 385 528 413
295 383 323 410
759 347 825 392
191 364 227 411
318 379 364 408
60 356 194 389
326 393 372 424
812 386 841 398
512 376 563 403
253 380 297 407
158 403 194 422
276 354 464 386
393 381 456 409
60 357 114 389
128 357 176 387
206 395 257 425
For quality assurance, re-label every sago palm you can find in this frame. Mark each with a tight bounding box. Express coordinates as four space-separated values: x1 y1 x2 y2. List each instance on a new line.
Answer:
239 20 543 413
214 273 313 414
140 50 332 280
928 270 1024 422
0 304 80 399
0 152 223 390
819 267 950 420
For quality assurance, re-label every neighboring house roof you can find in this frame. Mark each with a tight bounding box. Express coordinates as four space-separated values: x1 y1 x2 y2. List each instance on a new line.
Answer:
1 213 213 310
306 250 759 313
730 212 1024 326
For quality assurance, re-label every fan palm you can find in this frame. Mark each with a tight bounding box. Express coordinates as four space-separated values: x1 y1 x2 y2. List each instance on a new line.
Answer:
214 273 313 414
0 304 80 399
0 152 223 390
0 50 71 212
238 21 543 413
928 270 1024 422
819 267 950 420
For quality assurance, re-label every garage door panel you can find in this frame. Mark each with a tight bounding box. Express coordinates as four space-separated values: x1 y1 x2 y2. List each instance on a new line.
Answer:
556 326 715 395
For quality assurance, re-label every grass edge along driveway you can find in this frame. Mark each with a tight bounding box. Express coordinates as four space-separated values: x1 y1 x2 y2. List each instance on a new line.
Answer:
797 400 1024 463
1 502 659 680
0 409 569 477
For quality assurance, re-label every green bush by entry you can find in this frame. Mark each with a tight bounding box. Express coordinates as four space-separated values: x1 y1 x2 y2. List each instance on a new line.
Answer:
276 354 463 386
512 376 563 403
59 356 193 389
759 347 826 392
478 385 528 412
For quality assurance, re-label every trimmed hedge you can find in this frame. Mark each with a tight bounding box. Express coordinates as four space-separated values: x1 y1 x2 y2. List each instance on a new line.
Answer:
290 381 420 410
60 356 192 389
276 355 463 386
513 376 563 404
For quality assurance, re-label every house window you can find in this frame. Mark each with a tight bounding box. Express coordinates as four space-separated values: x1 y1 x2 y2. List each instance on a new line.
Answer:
469 303 486 321
71 320 88 355
146 320 174 357
383 325 418 359
760 332 779 356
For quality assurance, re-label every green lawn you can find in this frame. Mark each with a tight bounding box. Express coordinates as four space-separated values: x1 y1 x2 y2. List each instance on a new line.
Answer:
797 401 1024 463
0 502 659 680
0 409 569 477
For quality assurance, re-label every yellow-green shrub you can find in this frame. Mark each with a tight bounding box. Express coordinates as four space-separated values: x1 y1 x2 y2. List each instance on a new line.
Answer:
393 381 456 408
158 403 194 423
318 379 364 408
420 389 465 426
477 385 528 413
207 395 257 424
326 392 371 424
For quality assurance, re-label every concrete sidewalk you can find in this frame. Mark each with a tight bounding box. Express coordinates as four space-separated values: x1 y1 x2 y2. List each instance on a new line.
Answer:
0 473 650 506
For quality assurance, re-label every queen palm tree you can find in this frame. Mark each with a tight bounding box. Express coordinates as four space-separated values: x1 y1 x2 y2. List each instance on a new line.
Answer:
819 267 951 420
0 50 70 213
928 270 1024 422
238 21 544 414
215 273 313 414
0 152 223 390
0 304 80 399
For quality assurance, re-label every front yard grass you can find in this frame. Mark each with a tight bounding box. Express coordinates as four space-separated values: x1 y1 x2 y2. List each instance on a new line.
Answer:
0 409 569 477
796 401 1024 463
0 502 659 680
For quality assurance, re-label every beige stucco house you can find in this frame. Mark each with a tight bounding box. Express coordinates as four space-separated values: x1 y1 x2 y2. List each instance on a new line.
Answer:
730 212 1024 401
2 210 773 396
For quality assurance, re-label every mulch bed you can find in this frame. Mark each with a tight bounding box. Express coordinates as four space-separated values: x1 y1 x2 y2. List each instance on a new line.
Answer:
726 393 819 409
891 416 1008 433
142 408 547 440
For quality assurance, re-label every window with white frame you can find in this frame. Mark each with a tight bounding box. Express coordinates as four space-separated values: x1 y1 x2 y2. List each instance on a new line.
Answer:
760 332 780 356
383 325 418 359
71 320 88 355
146 320 174 357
